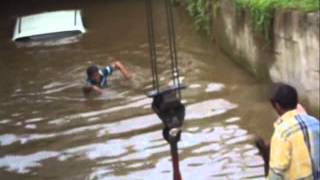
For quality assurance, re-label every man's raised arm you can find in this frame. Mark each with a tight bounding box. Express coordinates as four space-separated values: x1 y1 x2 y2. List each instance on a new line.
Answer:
111 61 131 80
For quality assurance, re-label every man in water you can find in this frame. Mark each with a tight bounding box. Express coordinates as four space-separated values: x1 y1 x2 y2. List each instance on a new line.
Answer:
256 83 319 179
83 60 131 95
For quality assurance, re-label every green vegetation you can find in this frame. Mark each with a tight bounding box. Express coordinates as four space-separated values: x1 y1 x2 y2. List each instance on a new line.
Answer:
235 0 320 13
184 0 319 39
235 0 320 39
185 0 211 35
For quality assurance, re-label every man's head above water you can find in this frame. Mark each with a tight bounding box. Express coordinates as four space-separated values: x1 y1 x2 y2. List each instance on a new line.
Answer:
86 65 101 84
83 61 131 96
270 83 298 115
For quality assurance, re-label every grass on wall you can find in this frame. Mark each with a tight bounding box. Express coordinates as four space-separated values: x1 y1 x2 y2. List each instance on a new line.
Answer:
234 0 320 39
184 0 319 39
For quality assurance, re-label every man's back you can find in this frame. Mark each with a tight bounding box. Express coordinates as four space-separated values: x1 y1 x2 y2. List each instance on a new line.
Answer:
269 110 320 179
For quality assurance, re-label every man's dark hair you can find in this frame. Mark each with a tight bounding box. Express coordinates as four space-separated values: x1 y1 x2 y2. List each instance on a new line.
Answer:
86 65 99 78
270 83 298 110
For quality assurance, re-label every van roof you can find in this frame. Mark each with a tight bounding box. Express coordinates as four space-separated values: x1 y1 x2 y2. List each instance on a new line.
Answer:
12 9 86 41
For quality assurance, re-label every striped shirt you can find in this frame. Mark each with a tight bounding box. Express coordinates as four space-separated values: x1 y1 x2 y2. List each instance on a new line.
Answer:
268 110 320 180
85 66 113 88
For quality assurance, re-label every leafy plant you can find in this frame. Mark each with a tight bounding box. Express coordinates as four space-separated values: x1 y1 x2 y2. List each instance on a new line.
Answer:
234 0 320 39
185 0 211 35
276 0 320 12
184 0 319 39
235 0 275 40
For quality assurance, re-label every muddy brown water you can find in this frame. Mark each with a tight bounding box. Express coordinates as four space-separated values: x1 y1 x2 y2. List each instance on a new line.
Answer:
0 0 277 179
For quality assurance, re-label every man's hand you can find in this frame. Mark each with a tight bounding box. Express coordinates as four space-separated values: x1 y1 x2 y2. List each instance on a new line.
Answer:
111 60 131 80
83 85 103 96
254 136 270 176
92 85 103 95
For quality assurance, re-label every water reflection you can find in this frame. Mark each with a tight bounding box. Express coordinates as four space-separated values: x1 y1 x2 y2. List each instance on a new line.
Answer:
0 94 266 179
0 0 274 179
88 125 264 180
0 115 264 179
0 97 236 146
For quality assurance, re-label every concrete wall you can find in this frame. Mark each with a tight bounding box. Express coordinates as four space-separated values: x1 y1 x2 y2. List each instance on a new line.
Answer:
211 0 320 116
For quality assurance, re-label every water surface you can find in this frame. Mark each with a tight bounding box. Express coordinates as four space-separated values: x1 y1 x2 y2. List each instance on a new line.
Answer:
0 0 276 179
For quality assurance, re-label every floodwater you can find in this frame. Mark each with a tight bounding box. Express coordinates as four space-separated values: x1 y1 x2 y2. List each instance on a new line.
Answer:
0 0 277 179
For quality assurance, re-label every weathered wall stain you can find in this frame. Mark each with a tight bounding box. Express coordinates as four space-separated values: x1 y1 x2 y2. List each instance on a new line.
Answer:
210 0 319 116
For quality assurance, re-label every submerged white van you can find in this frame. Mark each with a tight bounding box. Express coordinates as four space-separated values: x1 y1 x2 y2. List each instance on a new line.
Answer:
12 9 86 41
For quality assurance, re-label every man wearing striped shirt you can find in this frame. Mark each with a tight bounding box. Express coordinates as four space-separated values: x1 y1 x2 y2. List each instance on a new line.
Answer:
256 83 319 179
83 60 131 95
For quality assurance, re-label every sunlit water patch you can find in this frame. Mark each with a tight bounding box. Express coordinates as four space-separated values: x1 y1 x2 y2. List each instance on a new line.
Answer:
0 151 59 174
0 119 12 124
0 134 19 146
88 125 264 180
0 95 264 179
205 83 225 93
1 98 236 146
